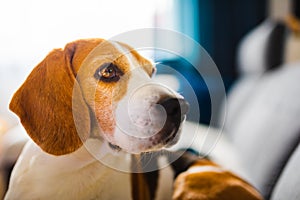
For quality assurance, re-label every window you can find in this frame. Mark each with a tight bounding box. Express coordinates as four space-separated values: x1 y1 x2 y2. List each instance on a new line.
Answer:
0 0 177 69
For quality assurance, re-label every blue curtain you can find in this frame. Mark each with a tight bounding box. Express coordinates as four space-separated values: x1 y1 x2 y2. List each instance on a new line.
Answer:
197 0 267 79
161 0 267 124
176 0 267 79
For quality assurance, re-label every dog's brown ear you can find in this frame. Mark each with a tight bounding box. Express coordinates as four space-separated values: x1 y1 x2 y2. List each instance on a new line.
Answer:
9 42 92 155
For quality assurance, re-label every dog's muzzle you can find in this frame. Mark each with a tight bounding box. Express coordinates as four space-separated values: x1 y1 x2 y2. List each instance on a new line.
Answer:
112 81 190 153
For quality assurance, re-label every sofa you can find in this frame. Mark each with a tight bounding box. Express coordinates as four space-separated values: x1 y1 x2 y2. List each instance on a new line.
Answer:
214 18 300 199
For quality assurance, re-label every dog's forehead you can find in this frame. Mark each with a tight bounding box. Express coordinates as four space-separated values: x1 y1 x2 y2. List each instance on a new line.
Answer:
78 40 154 76
111 41 154 75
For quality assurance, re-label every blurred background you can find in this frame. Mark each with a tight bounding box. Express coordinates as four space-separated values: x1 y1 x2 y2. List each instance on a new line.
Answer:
0 0 270 126
1 0 300 199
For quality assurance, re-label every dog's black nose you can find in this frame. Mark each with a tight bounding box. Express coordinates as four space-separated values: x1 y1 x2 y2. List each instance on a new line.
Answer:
156 97 189 146
158 98 189 118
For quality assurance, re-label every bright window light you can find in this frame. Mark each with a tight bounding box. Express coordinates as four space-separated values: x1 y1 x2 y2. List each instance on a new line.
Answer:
0 0 176 69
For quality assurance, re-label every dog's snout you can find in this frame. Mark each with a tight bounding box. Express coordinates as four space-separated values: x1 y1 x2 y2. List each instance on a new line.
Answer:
158 98 189 117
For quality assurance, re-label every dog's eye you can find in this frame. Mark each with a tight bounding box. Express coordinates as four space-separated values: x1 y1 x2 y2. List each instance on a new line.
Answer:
94 63 123 82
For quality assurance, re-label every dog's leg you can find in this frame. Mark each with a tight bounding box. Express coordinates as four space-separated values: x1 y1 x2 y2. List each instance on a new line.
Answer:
131 153 160 200
170 151 263 200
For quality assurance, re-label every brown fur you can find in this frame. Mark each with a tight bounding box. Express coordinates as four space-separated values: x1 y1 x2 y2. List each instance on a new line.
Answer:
285 15 300 34
119 42 154 76
131 155 151 200
9 39 154 155
9 39 103 155
73 40 153 142
173 160 264 200
80 42 133 136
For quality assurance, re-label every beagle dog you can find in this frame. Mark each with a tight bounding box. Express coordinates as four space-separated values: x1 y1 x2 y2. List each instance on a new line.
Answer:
4 39 263 200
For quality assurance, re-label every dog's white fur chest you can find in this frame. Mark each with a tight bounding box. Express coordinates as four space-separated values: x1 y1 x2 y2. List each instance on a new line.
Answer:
5 140 132 200
5 139 174 200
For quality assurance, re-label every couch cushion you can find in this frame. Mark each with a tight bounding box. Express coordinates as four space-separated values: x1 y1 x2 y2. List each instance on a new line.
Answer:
228 63 300 198
271 144 300 200
237 19 285 75
219 75 262 134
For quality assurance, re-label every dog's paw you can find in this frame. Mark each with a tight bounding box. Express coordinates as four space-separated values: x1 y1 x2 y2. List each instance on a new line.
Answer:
172 162 264 200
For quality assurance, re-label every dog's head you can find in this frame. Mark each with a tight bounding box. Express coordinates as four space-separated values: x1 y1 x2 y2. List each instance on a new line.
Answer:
10 39 188 155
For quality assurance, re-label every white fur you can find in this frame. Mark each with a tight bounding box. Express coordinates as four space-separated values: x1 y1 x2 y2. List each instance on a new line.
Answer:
5 139 132 200
5 138 175 200
110 41 181 153
187 165 224 174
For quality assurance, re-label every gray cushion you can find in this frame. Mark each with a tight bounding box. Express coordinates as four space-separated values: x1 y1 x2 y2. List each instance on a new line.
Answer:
219 75 262 134
219 19 286 131
271 144 300 200
228 63 300 198
237 19 285 75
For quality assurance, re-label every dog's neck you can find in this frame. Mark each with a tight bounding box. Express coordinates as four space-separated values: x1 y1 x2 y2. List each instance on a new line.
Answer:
7 136 174 199
6 139 133 199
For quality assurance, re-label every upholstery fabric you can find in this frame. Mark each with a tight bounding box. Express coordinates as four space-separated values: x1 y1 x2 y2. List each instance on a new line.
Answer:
271 144 300 200
229 63 300 198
